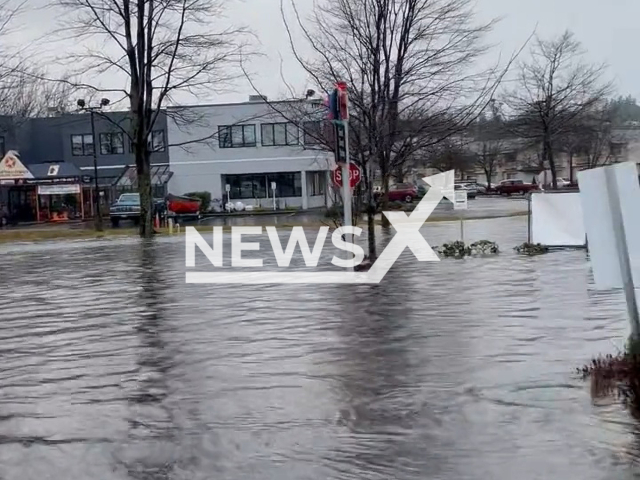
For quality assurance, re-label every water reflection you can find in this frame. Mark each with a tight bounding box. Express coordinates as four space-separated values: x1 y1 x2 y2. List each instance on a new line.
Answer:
0 216 638 479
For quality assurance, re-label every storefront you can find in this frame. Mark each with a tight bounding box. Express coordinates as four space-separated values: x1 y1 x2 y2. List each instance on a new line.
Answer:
24 163 90 222
0 151 37 223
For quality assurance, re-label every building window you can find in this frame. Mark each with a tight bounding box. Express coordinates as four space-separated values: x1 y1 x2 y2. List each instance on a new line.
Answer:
128 130 166 153
226 174 267 199
303 121 322 145
267 172 302 198
308 171 326 196
261 122 299 146
218 125 256 148
99 132 124 155
610 142 624 157
71 134 94 156
151 130 165 152
226 172 302 199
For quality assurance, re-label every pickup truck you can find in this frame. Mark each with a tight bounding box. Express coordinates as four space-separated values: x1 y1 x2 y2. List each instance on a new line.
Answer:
110 193 141 227
493 179 539 196
109 193 166 227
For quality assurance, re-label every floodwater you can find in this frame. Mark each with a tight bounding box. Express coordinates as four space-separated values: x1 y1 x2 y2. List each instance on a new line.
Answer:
0 215 637 479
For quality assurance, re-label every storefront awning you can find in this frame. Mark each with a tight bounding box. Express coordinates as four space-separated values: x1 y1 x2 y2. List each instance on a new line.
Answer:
114 165 173 188
24 162 84 185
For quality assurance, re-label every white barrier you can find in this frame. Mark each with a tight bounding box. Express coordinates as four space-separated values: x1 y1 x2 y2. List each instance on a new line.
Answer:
530 191 586 247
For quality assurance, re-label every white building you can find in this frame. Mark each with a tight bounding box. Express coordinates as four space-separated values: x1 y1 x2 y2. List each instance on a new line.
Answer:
167 97 334 210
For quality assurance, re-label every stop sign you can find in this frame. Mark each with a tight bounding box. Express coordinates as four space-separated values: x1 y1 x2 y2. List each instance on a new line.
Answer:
332 164 362 188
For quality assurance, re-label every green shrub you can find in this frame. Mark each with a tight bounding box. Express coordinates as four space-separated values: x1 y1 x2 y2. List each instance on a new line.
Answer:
184 191 211 211
514 242 549 256
436 240 499 258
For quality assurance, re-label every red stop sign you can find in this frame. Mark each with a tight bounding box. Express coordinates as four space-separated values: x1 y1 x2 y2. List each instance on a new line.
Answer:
332 164 362 188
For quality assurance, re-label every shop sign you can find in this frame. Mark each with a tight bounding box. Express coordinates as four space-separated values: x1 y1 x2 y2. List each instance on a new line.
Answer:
38 184 81 195
25 176 79 185
0 151 33 180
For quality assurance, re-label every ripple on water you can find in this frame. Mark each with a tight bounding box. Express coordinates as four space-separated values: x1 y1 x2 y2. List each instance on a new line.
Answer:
0 216 636 479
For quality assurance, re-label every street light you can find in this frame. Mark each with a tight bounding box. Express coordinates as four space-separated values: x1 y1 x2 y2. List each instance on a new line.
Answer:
77 97 110 231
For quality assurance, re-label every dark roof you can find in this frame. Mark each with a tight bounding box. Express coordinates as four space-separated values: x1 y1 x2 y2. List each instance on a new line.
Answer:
27 162 82 179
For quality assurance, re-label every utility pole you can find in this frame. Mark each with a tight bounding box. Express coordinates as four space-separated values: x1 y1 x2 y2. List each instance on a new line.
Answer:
330 82 353 267
77 98 110 232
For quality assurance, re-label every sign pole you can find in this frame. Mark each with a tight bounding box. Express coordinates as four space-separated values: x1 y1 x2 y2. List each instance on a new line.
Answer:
605 167 640 339
527 193 532 244
271 182 277 211
342 120 352 246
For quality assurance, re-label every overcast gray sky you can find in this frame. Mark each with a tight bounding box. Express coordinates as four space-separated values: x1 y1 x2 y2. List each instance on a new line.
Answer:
16 0 640 105
224 0 639 104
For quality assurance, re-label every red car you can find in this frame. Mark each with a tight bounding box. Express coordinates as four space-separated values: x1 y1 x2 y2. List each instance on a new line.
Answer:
387 183 418 203
493 179 539 196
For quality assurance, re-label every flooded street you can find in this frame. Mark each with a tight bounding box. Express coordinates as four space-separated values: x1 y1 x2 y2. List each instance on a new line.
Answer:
0 215 637 479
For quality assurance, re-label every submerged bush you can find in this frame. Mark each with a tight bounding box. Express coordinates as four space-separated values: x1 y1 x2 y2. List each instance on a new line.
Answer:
436 240 499 258
514 242 549 256
579 351 640 409
470 240 499 255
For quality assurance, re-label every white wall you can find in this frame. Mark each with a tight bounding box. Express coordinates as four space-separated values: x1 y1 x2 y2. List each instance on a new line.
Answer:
167 101 334 206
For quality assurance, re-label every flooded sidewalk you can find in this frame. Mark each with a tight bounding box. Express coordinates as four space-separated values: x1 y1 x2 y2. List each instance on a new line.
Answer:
0 215 634 480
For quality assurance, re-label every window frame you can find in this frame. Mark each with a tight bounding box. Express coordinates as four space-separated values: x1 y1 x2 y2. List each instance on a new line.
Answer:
261 122 299 147
71 134 94 156
151 130 166 152
218 124 257 148
303 121 322 146
99 132 125 155
226 174 268 200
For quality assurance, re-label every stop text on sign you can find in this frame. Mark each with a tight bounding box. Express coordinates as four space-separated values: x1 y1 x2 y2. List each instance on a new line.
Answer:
332 164 362 188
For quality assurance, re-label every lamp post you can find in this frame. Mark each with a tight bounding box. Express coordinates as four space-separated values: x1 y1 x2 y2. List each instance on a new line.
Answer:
77 97 110 231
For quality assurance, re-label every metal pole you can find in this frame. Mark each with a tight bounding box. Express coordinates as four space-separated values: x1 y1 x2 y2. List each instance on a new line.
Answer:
527 193 532 243
460 217 464 243
342 119 353 256
90 110 103 231
605 167 640 338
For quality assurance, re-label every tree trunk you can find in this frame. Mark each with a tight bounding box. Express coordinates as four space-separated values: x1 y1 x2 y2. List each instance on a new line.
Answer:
569 152 574 184
543 136 558 189
137 148 153 238
484 167 492 190
380 171 390 228
366 164 376 261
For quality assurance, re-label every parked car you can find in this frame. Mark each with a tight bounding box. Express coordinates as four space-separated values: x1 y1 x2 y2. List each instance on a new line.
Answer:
464 182 487 195
456 182 477 199
109 193 165 227
493 179 539 196
387 183 418 203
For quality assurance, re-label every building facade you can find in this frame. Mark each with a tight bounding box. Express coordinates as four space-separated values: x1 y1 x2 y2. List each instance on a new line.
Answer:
0 111 170 222
167 98 334 210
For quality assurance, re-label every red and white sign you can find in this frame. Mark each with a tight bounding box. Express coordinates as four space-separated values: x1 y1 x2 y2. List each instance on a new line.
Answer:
0 151 32 180
332 163 362 189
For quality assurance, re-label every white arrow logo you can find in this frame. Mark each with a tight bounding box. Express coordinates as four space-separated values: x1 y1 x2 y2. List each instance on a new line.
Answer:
186 170 453 284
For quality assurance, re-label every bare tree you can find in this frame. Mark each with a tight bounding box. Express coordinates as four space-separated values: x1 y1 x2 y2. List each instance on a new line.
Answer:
471 113 507 189
53 0 248 236
0 66 76 118
474 141 503 189
505 31 611 189
426 138 474 176
279 0 519 258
